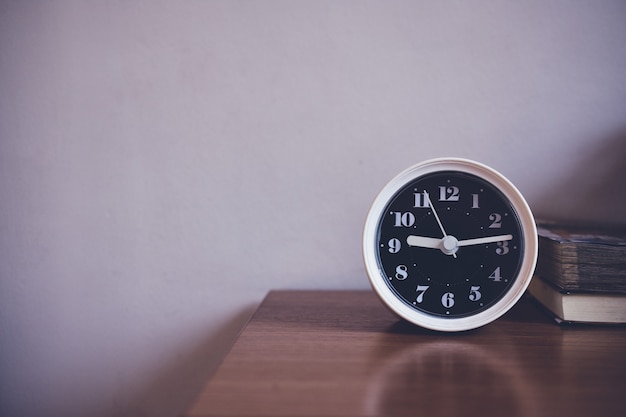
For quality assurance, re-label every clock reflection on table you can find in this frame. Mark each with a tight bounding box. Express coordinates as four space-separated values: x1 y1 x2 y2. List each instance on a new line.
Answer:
363 338 538 417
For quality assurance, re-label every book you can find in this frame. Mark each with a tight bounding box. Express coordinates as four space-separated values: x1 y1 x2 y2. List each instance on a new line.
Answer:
528 276 626 324
535 221 626 294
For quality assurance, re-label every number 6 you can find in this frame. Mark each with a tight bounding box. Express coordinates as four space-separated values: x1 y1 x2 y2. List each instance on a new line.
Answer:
441 292 455 308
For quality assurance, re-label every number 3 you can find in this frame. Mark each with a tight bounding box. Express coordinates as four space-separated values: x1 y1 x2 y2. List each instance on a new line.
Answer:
496 241 509 255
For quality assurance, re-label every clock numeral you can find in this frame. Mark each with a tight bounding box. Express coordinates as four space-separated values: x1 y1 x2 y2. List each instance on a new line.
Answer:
472 193 480 209
489 213 502 228
395 265 408 280
439 186 460 202
416 285 429 303
392 211 415 227
441 292 455 308
489 267 503 282
388 238 401 253
496 241 509 255
469 286 482 301
413 191 429 208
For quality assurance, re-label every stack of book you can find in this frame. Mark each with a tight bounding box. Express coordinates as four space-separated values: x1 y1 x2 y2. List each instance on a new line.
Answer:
528 221 626 324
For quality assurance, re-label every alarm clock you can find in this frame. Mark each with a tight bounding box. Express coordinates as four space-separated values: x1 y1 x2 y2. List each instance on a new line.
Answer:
363 158 537 331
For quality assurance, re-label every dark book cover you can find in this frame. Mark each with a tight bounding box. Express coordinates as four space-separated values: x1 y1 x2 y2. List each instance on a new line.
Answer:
535 221 626 294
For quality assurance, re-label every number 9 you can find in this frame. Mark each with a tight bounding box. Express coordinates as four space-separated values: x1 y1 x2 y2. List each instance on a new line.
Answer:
388 238 401 253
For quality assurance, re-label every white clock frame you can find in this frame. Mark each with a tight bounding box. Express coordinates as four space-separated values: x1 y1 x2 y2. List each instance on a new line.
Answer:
363 157 538 331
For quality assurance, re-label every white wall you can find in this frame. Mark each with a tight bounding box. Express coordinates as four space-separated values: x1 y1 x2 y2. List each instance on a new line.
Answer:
1 1 625 416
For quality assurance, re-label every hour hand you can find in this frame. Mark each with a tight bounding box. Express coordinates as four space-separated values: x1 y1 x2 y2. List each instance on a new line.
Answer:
406 235 442 249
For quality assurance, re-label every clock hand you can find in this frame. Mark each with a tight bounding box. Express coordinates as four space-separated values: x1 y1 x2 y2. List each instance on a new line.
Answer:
424 190 457 258
424 191 448 237
406 234 459 256
407 234 514 254
406 235 442 248
457 234 513 247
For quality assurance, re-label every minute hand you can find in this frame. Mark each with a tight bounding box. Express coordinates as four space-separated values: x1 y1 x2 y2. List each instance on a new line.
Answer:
457 234 513 247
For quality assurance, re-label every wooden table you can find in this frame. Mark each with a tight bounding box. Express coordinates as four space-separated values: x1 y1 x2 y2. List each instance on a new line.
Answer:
183 290 626 417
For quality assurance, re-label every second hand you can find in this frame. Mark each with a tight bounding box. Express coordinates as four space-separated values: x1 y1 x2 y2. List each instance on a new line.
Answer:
424 190 457 258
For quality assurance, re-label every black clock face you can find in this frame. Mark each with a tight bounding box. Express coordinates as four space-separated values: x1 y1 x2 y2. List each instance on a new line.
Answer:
375 171 525 318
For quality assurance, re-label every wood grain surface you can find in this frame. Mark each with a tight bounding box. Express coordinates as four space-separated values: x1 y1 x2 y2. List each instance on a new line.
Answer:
183 290 626 417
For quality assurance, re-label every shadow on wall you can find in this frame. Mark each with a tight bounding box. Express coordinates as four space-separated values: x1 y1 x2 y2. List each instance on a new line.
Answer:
533 130 626 225
133 304 258 417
